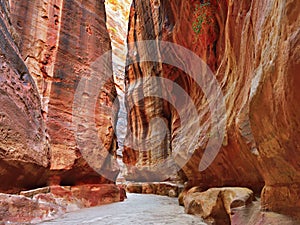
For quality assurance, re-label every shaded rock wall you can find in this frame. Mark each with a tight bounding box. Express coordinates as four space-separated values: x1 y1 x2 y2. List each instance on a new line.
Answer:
0 0 48 193
123 0 174 181
124 0 300 217
0 0 119 192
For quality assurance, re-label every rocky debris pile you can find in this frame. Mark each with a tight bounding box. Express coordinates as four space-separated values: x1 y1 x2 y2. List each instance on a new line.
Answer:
126 182 184 197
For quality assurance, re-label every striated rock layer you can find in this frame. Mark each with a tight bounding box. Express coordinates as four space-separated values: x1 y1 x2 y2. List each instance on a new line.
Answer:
124 0 300 218
0 0 119 192
0 0 48 193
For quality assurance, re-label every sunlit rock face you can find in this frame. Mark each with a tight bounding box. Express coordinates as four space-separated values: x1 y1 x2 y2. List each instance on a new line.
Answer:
105 0 132 178
105 0 131 93
0 0 119 191
124 0 300 217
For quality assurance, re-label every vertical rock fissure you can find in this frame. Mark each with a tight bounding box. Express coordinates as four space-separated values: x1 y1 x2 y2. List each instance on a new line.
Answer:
105 0 132 182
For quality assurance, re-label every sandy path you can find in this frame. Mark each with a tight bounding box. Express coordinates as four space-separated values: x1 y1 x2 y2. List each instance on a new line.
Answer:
40 193 207 225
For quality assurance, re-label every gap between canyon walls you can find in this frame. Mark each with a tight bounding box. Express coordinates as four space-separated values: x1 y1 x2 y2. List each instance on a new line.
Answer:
104 0 132 181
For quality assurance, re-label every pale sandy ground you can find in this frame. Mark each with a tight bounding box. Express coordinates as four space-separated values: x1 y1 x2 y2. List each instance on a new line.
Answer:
40 193 207 225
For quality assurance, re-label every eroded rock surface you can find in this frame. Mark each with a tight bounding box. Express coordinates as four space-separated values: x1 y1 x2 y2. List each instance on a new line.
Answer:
0 193 65 224
123 0 300 218
2 0 119 186
11 0 119 184
0 0 122 222
0 0 49 193
0 0 299 223
183 187 254 224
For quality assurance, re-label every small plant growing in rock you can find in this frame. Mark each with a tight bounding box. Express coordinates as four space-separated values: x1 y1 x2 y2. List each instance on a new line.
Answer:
192 1 213 42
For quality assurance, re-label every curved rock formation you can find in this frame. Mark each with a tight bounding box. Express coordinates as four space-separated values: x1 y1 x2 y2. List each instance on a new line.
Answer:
123 0 300 218
183 187 254 221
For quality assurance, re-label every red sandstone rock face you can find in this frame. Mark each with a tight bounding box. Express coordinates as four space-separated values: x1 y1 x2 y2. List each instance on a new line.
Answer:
0 0 48 193
0 0 121 222
123 0 176 181
124 0 264 187
248 0 300 216
8 0 119 185
124 0 300 217
49 184 122 207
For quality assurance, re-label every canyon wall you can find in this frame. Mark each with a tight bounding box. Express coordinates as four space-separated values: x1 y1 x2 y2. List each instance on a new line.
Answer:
0 0 48 193
123 0 176 181
0 0 119 192
124 0 300 217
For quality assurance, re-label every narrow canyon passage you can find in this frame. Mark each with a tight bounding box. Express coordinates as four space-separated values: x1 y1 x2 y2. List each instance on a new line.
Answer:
104 0 131 181
0 0 299 224
39 193 299 225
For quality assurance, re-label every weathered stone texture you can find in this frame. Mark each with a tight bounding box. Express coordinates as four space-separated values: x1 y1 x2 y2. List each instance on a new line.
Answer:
8 0 119 184
0 0 49 193
124 0 300 217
